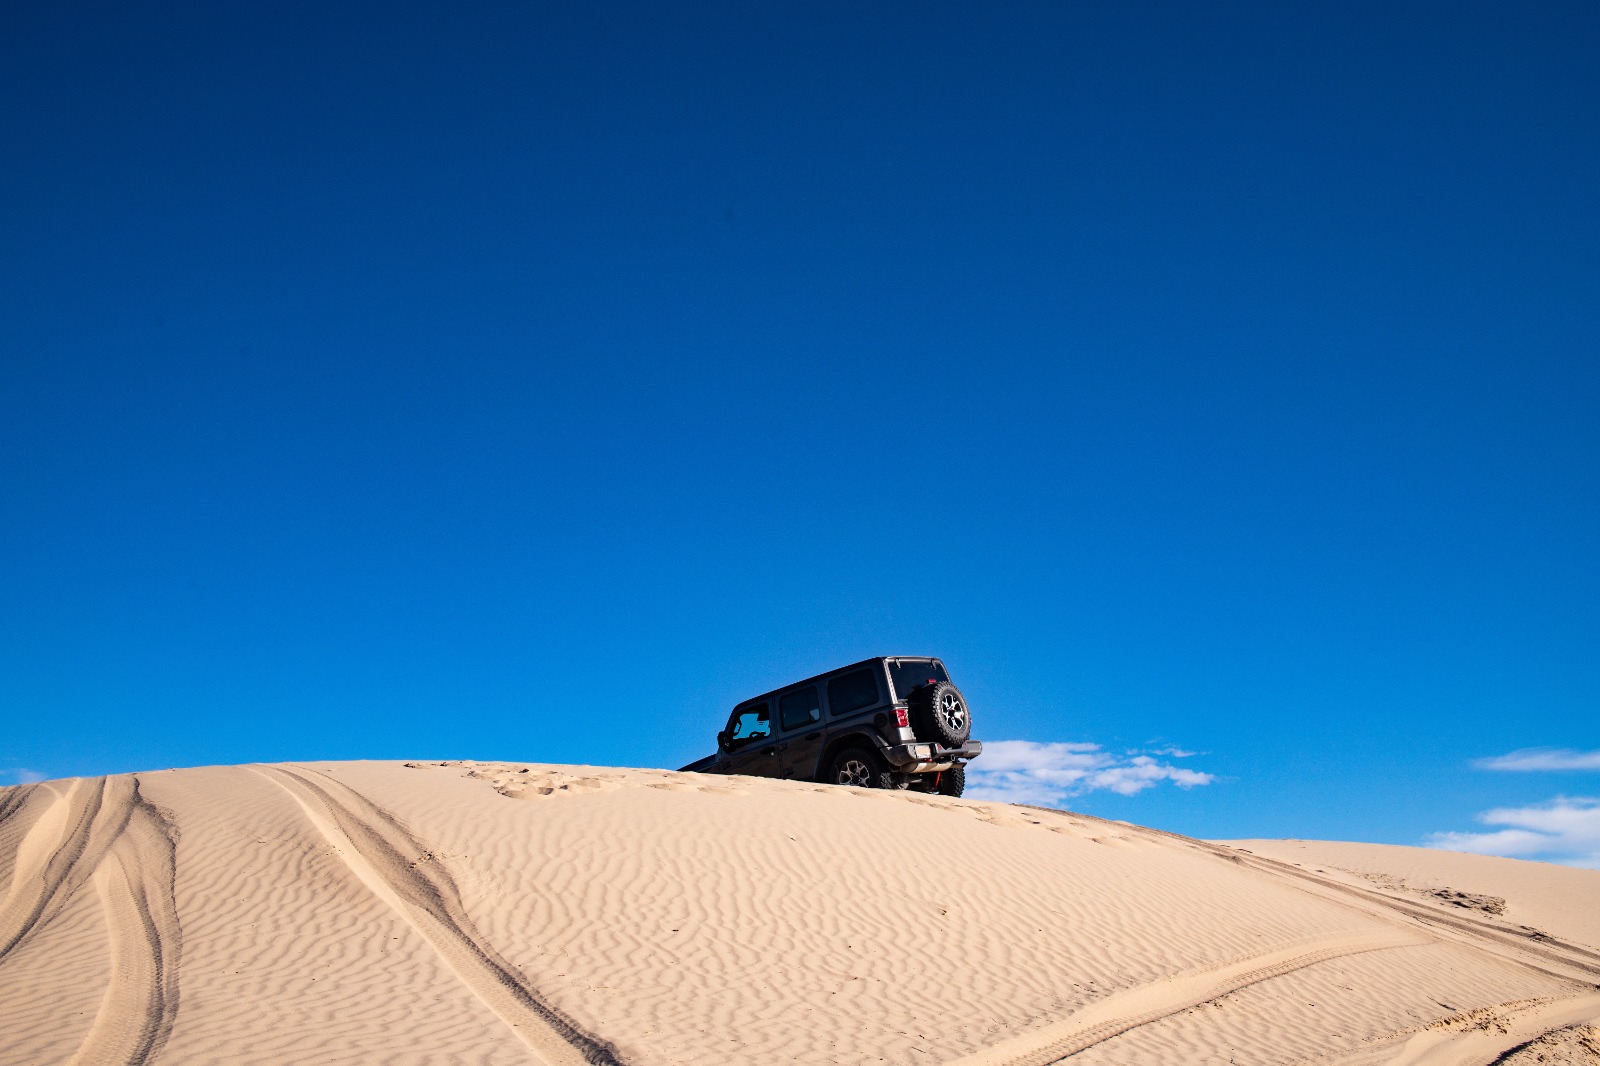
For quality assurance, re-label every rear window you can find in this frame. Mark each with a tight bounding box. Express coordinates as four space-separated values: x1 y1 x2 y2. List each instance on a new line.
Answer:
826 668 881 717
887 659 949 700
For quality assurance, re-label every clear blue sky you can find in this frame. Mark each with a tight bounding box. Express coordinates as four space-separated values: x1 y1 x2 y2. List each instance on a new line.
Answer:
3 2 1596 854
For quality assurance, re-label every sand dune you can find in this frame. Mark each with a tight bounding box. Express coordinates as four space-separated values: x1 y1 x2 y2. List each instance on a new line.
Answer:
2 762 1597 1065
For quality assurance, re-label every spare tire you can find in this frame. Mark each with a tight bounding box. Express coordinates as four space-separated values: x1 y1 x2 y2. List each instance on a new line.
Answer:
913 681 971 746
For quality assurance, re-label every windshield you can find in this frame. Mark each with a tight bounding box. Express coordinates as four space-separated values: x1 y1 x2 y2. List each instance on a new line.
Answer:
887 659 948 700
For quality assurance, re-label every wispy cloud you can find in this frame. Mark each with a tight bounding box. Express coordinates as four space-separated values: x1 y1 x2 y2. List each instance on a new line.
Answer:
1427 796 1600 869
1 769 47 786
965 740 1214 807
1474 748 1600 772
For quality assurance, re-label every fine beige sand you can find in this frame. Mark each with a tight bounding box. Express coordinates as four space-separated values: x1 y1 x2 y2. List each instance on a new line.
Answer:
2 762 1598 1066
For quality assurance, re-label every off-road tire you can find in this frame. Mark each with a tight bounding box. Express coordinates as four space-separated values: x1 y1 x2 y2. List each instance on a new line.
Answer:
913 681 971 746
938 764 966 798
828 746 896 789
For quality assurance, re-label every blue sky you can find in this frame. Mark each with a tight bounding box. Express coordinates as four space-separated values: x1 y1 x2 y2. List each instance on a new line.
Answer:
3 2 1596 860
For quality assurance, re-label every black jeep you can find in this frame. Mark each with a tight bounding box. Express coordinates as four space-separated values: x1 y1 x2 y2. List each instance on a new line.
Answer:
679 656 982 797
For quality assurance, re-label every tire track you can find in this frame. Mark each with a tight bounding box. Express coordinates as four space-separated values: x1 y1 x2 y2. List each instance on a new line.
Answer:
1018 807 1600 986
998 807 1600 1065
0 775 182 1066
0 782 47 909
1382 991 1600 1066
0 782 37 831
252 764 626 1066
1152 826 1600 984
947 931 1423 1066
0 776 139 966
66 785 183 1066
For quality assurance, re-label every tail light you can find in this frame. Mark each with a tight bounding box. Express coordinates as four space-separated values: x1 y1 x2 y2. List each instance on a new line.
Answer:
892 705 910 729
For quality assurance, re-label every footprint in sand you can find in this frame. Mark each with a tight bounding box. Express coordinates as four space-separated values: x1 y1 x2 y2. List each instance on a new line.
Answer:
452 763 631 800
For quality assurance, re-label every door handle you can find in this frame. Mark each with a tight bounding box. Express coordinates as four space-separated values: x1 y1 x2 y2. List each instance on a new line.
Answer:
804 731 822 740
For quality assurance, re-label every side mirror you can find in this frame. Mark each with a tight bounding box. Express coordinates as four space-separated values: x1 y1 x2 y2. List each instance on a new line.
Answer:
717 729 730 752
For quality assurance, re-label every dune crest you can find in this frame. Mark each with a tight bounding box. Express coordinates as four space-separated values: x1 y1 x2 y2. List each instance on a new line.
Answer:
2 761 1597 1065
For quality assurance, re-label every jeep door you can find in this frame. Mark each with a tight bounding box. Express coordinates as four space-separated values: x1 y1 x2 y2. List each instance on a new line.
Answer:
807 664 890 778
775 684 825 779
719 700 781 777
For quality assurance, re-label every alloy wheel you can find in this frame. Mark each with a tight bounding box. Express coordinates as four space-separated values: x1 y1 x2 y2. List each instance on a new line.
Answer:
837 758 872 787
937 691 967 734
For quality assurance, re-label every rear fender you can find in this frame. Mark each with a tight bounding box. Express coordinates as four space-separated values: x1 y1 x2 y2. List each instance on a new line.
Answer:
814 731 892 782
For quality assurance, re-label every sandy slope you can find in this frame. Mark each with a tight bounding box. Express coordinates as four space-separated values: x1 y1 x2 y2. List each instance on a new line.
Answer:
1 763 1597 1066
1216 839 1600 951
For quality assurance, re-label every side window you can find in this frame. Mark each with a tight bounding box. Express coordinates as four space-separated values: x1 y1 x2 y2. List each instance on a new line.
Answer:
726 703 771 749
826 668 881 717
778 687 821 731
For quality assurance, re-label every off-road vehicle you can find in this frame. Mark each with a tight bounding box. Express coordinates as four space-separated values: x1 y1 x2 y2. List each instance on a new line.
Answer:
679 656 982 796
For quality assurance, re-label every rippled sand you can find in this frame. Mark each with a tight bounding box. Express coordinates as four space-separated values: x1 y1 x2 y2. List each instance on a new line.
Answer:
2 761 1596 1065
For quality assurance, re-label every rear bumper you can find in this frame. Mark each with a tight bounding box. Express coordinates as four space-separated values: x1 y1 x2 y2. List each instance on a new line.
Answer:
883 739 982 772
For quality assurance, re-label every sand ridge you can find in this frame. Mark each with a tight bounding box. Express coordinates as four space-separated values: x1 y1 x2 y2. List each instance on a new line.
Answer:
2 761 1598 1065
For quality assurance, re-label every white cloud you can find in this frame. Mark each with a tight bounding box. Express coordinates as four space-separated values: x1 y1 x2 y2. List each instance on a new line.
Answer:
1427 796 1600 868
965 740 1214 807
2 769 46 785
1474 748 1600 772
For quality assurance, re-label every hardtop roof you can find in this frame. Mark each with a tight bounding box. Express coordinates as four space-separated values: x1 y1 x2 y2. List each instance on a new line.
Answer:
732 656 943 710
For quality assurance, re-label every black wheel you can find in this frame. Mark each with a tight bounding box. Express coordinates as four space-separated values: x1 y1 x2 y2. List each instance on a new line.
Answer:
913 681 971 746
827 746 896 789
938 764 965 798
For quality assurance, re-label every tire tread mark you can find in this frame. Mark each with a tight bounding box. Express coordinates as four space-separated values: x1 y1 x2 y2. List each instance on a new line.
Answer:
66 781 182 1066
0 783 42 899
0 783 37 830
1185 838 1600 979
0 776 182 1066
0 776 140 966
1385 991 1600 1066
120 784 182 1066
1021 806 1600 984
949 933 1420 1066
254 765 625 1066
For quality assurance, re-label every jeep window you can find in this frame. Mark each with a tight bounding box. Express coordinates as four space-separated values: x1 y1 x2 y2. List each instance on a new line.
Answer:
727 703 771 749
888 659 949 701
826 668 881 717
778 687 821 731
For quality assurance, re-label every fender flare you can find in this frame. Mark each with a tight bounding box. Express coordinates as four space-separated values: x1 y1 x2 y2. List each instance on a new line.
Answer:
813 731 893 783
